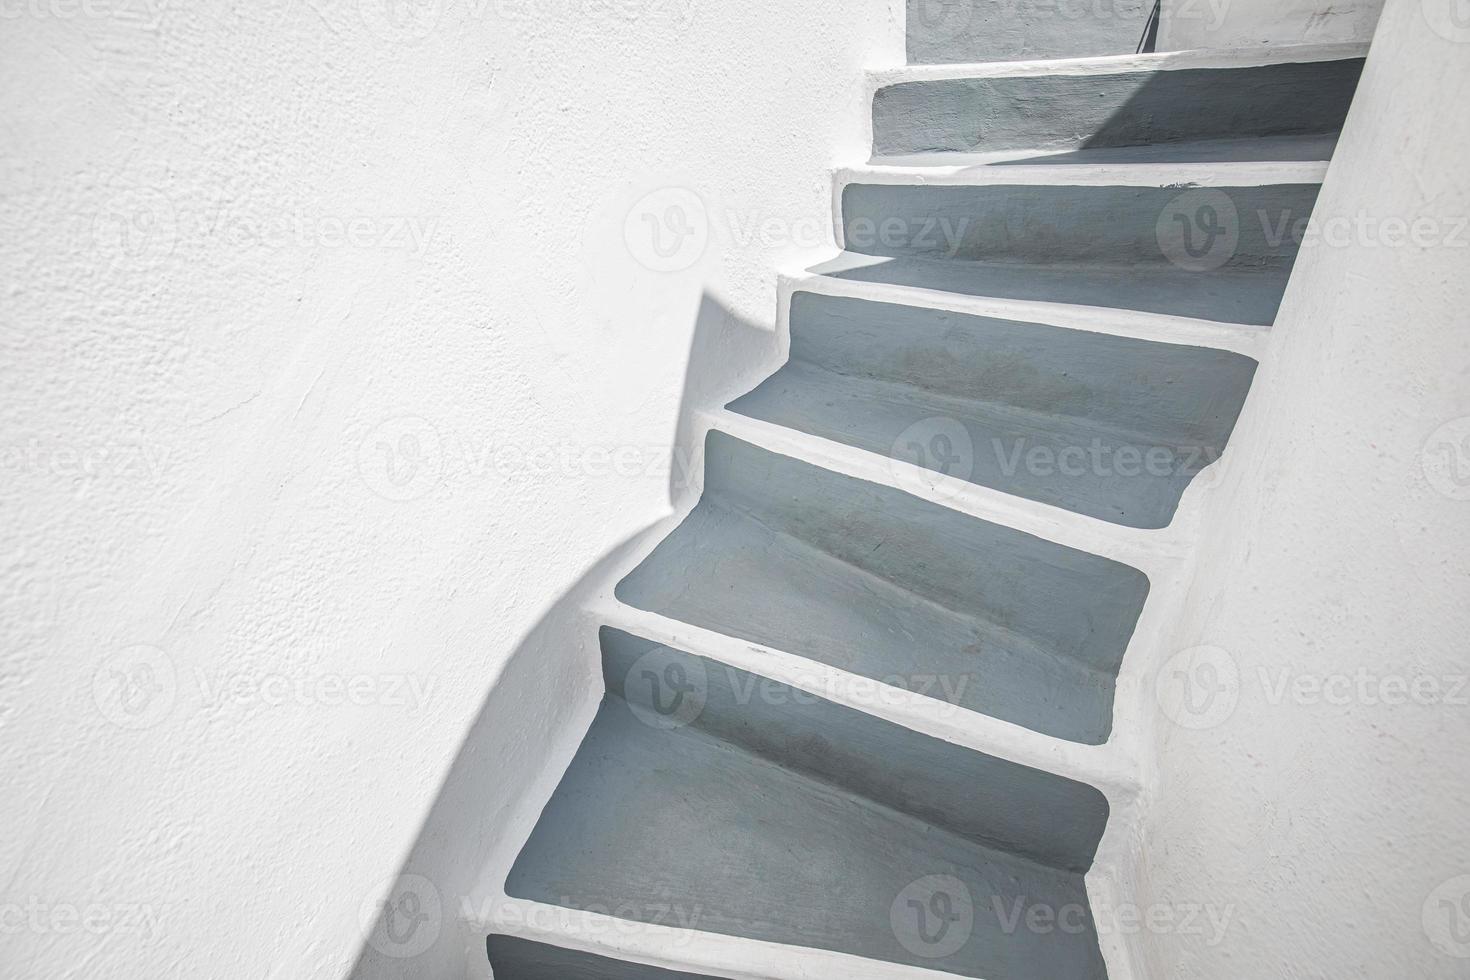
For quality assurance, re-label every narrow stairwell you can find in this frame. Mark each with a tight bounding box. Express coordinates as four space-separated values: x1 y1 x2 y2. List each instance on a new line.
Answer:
478 13 1366 980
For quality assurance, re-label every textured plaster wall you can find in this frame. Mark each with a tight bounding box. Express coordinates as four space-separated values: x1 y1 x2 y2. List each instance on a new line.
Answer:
0 3 902 978
1137 1 1470 976
1160 0 1386 49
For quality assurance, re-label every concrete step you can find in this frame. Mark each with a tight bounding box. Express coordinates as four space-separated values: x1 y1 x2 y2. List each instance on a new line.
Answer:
501 629 1111 980
837 176 1322 271
728 292 1257 529
810 248 1295 327
871 44 1366 157
613 431 1149 745
786 261 1268 352
906 0 1155 66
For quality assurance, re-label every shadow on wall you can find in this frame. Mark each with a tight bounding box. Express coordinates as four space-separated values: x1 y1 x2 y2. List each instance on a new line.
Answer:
346 292 775 980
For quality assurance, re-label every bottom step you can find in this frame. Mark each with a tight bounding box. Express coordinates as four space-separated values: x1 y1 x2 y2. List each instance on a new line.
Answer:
487 936 725 980
503 629 1110 979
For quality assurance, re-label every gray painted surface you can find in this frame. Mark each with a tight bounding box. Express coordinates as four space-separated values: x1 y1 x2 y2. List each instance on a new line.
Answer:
729 293 1258 528
811 250 1294 326
615 432 1149 744
873 59 1365 156
841 181 1320 267
602 629 1110 869
907 0 1152 65
505 631 1109 979
487 936 728 980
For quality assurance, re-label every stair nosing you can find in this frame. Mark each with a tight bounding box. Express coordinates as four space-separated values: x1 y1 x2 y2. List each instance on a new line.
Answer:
783 263 1270 356
701 406 1190 567
838 159 1331 187
477 896 998 980
591 598 1145 798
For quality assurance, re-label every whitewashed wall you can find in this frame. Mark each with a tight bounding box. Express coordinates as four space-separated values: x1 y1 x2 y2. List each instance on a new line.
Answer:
1161 0 1387 48
0 3 902 978
1136 1 1470 976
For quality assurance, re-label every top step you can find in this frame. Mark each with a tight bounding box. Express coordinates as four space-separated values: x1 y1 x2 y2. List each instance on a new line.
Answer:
908 0 1156 65
873 45 1367 157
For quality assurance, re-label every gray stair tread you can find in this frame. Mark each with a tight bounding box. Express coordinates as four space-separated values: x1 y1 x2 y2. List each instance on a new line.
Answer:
487 936 727 980
505 697 1106 980
597 630 1111 870
730 360 1205 528
873 57 1364 156
728 292 1257 529
811 251 1293 326
618 497 1113 741
615 433 1149 745
872 133 1341 168
839 181 1317 267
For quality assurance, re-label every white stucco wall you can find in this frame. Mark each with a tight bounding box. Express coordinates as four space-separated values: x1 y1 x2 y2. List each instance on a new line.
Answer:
0 3 902 978
1160 0 1387 49
1137 1 1470 976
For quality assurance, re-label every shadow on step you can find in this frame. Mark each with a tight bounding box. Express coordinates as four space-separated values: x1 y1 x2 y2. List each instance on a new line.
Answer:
873 57 1365 157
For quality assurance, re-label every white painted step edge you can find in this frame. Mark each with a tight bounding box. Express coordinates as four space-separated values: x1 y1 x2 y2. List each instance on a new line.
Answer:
702 406 1192 572
471 896 993 980
868 40 1371 85
591 598 1145 799
781 266 1269 357
837 158 1331 187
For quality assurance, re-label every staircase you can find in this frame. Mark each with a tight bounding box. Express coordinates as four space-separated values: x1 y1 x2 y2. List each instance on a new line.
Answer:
475 8 1366 978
